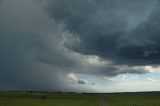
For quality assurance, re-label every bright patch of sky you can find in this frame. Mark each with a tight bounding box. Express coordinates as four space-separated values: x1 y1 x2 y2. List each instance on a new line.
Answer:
73 70 160 93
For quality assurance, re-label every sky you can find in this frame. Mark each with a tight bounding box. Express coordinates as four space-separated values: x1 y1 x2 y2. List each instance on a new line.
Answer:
0 0 160 92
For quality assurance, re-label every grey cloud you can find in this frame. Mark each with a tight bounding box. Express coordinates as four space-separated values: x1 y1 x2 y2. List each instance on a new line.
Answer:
73 64 149 77
77 80 88 84
95 67 147 76
1 0 160 92
0 0 109 92
0 0 82 91
46 0 160 66
117 6 160 65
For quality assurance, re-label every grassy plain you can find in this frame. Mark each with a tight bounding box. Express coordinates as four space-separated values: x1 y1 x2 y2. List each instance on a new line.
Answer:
0 92 159 106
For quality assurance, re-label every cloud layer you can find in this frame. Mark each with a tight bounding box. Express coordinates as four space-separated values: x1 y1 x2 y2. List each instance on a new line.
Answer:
0 0 73 91
0 0 160 92
47 0 160 66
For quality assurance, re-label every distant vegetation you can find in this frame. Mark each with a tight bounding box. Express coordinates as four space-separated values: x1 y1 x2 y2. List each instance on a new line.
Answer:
0 91 159 106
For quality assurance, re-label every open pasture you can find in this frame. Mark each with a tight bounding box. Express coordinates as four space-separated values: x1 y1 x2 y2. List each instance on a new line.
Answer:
0 92 159 106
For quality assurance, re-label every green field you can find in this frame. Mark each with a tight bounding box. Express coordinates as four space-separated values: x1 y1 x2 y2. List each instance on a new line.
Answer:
0 92 160 106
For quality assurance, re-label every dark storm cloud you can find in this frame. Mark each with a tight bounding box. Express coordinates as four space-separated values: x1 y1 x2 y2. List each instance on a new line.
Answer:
46 0 160 66
1 0 160 92
0 0 78 91
116 7 160 65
